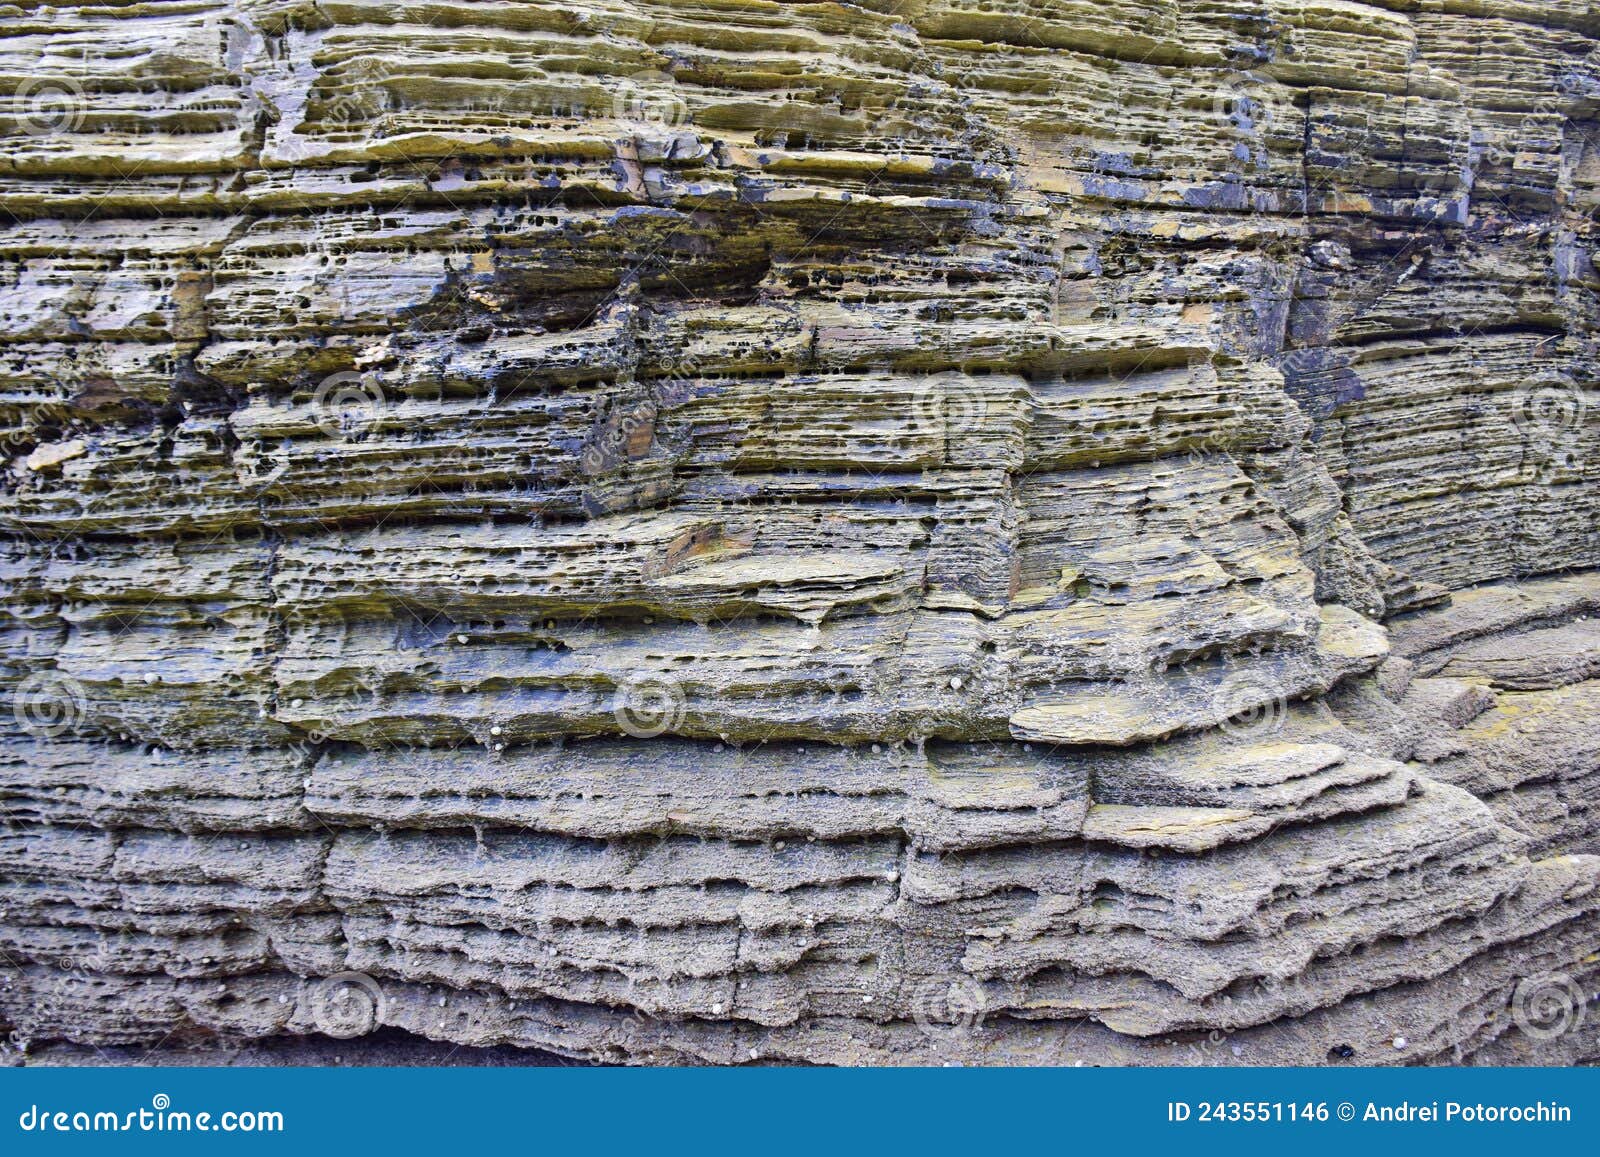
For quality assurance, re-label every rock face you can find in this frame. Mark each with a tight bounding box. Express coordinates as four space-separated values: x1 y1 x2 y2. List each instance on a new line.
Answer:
1 0 1597 1066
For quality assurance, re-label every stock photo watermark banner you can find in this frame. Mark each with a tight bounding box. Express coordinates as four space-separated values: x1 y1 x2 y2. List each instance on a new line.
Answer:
3 1068 1598 1155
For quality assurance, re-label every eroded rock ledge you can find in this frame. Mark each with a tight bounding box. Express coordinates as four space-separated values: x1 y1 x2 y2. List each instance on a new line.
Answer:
0 0 1597 1065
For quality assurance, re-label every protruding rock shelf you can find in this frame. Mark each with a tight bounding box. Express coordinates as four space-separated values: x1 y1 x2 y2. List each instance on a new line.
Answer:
0 0 1597 1066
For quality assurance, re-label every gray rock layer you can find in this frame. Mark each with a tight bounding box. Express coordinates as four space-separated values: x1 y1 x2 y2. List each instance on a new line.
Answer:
0 0 1598 1066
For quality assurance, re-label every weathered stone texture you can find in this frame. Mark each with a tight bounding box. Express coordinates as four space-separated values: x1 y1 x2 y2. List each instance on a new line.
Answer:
0 0 1597 1065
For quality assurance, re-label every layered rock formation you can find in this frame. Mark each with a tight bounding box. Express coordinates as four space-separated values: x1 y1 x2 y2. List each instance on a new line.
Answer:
1 0 1597 1065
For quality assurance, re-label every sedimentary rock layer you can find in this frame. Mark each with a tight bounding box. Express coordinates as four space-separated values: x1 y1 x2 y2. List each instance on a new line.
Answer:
0 0 1597 1065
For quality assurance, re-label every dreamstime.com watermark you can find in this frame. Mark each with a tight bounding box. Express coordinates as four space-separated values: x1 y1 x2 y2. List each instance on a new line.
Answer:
1213 671 1288 740
1512 971 1590 1041
910 975 988 1048
612 673 688 738
17 1094 284 1134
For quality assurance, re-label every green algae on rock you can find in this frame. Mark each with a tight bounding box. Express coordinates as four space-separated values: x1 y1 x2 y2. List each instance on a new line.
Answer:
0 0 1598 1065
